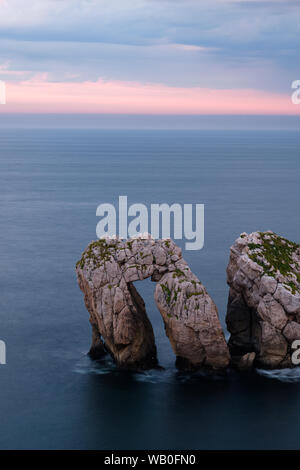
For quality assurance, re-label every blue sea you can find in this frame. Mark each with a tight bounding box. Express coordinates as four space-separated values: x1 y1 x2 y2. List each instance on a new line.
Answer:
0 128 299 449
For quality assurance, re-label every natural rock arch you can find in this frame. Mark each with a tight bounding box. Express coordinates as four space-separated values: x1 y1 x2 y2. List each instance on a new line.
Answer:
76 235 230 371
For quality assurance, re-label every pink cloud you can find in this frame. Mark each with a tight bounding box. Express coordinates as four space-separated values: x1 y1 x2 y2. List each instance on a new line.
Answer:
1 76 299 115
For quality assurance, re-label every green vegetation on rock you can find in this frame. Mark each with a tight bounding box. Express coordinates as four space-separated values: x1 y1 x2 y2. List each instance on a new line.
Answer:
76 239 116 270
248 232 300 294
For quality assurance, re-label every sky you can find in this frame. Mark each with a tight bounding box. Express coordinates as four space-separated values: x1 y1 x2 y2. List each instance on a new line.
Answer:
0 0 299 118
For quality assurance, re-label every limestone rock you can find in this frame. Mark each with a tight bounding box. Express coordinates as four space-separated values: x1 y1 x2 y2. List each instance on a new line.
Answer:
76 235 230 371
226 231 300 369
237 352 256 371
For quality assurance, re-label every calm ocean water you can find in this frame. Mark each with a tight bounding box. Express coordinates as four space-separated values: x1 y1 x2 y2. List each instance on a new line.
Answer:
0 128 299 449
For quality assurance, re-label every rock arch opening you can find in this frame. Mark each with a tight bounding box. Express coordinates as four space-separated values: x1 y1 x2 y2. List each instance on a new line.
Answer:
132 278 175 368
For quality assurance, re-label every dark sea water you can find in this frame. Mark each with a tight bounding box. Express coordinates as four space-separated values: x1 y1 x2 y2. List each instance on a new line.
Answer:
0 128 299 450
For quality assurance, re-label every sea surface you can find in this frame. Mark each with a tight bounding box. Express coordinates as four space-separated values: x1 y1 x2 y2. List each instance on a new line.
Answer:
0 128 299 449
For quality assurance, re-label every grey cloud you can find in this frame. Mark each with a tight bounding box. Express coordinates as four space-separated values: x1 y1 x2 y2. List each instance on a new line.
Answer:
0 0 298 93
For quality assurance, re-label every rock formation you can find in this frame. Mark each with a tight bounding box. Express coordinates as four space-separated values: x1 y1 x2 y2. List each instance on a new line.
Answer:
76 235 230 371
226 231 300 369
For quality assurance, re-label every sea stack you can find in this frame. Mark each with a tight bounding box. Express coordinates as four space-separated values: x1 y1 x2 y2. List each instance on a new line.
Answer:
226 231 300 369
76 235 230 371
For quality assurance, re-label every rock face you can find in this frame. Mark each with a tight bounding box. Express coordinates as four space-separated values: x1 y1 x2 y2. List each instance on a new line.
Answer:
237 352 256 372
76 235 230 371
226 231 300 369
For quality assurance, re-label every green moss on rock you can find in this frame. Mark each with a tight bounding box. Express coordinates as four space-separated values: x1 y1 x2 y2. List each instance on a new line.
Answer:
76 239 116 270
248 232 300 293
